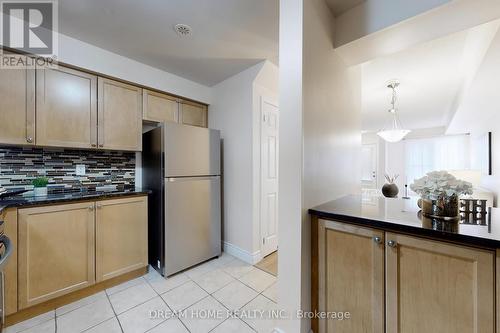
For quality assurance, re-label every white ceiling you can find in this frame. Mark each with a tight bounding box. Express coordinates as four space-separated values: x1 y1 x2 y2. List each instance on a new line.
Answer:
58 0 279 86
325 0 365 16
361 21 500 132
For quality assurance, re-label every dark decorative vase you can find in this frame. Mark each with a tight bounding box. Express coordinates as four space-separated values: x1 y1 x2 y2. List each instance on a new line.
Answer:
382 183 399 198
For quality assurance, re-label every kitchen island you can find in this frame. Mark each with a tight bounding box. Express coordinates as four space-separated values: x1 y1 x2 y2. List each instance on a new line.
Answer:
309 195 500 333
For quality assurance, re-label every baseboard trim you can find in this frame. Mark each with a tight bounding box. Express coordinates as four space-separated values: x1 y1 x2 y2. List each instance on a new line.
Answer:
223 241 262 264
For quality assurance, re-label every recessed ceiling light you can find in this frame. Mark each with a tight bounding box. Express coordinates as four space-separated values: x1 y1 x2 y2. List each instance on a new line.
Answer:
174 24 192 37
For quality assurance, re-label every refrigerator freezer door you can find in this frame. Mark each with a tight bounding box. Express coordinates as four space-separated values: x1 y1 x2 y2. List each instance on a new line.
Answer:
164 122 220 177
164 176 221 276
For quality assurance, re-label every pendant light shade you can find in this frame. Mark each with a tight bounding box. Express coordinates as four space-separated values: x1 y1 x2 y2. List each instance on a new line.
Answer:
377 81 411 143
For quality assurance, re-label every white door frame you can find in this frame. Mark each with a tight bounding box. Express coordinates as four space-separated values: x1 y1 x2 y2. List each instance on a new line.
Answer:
361 143 378 189
259 94 279 258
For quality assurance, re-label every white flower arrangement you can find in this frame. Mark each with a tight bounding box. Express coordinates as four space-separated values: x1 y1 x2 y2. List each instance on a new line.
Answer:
410 170 473 200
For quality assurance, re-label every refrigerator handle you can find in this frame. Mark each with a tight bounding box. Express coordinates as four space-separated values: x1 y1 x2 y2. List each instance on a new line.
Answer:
166 176 220 182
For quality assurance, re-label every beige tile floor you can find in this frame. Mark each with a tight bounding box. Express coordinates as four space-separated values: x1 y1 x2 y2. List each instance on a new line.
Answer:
6 253 279 333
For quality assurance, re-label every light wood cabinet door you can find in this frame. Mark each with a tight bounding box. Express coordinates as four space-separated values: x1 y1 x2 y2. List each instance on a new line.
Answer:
143 89 178 123
98 78 142 151
36 66 97 148
318 219 384 333
0 55 35 145
3 208 18 316
18 202 96 309
386 233 494 333
179 101 208 127
95 196 148 282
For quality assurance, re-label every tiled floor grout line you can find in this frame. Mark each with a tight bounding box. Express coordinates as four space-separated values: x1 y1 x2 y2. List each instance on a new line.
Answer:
104 289 125 333
187 264 276 333
143 296 186 333
9 254 277 333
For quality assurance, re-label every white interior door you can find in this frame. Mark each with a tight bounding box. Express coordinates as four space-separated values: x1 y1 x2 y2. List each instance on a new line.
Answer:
260 97 279 257
361 143 377 189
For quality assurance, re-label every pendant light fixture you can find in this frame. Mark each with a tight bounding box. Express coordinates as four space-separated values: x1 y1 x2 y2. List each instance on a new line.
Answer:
377 81 411 143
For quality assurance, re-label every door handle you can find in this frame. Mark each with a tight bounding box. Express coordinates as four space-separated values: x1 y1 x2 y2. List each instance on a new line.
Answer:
387 240 397 248
373 236 382 244
0 236 13 270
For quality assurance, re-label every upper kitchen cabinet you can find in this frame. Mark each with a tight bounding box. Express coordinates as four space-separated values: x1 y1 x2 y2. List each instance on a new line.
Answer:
179 100 208 128
36 66 97 148
0 55 35 145
143 89 179 123
98 77 142 151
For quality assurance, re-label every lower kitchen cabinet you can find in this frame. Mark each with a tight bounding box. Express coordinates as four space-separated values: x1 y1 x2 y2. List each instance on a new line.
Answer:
317 219 495 333
385 232 494 333
17 202 96 309
318 220 384 333
95 196 148 282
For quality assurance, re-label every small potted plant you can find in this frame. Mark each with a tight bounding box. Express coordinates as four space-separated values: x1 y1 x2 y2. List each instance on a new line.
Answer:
32 177 49 197
382 173 399 198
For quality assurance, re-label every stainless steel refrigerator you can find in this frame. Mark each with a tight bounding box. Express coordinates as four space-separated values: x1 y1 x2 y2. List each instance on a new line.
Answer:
142 122 221 276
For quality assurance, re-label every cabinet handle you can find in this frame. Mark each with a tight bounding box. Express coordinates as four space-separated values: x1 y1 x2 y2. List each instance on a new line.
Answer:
88 206 94 211
91 143 97 148
373 236 382 244
387 240 397 248
98 144 104 148
26 137 33 143
96 204 102 209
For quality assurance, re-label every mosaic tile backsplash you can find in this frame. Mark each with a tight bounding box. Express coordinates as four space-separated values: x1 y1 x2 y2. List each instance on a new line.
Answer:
0 146 135 193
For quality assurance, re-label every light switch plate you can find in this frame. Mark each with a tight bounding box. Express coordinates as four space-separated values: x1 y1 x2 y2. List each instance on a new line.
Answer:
75 164 86 176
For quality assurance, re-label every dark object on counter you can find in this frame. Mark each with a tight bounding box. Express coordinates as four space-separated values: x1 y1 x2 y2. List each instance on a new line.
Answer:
402 184 410 199
0 189 28 199
382 183 399 198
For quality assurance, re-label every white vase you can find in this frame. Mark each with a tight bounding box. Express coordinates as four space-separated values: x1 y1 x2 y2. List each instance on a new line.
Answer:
33 187 48 197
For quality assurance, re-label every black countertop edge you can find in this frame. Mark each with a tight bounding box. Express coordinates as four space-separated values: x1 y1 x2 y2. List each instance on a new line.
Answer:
0 189 151 214
309 209 499 249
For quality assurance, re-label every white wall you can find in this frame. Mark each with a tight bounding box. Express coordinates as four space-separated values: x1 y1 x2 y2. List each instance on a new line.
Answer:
385 141 406 190
58 34 212 103
209 61 279 264
447 28 500 204
335 0 451 46
278 0 304 330
209 64 260 262
278 0 361 332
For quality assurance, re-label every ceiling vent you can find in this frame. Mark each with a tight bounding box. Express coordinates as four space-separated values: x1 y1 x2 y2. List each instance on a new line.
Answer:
174 24 192 37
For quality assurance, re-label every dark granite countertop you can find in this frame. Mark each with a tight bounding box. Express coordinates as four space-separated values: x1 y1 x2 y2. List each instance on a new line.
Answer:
309 194 500 249
0 188 150 214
